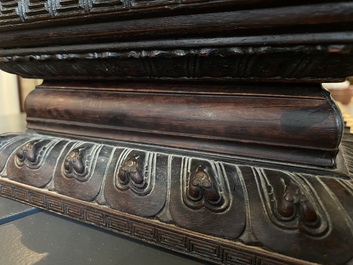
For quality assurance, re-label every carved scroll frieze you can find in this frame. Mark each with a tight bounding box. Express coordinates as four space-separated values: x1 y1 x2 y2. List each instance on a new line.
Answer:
1 45 353 82
1 132 353 264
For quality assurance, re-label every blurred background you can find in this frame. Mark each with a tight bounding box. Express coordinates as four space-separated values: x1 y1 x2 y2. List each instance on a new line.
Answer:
0 70 42 115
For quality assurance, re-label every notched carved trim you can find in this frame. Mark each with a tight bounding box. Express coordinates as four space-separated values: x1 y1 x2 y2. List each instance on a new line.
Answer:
1 45 352 82
1 46 351 62
0 0 182 26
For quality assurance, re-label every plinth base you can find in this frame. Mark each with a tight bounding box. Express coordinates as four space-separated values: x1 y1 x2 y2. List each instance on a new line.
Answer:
0 124 352 264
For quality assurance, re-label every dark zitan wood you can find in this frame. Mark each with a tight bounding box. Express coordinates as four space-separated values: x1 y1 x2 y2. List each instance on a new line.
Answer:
25 81 342 167
0 0 353 264
0 2 353 81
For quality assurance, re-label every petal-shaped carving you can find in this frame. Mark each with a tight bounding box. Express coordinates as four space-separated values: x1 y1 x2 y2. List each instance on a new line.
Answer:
16 142 37 163
54 142 111 201
240 166 353 264
7 138 65 187
170 158 245 238
0 134 31 175
104 148 167 217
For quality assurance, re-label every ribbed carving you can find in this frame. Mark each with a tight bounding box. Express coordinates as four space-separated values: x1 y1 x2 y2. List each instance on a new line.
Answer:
0 0 180 23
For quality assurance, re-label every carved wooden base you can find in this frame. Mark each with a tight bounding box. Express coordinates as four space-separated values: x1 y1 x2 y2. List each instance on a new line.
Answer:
0 127 353 264
1 1 353 263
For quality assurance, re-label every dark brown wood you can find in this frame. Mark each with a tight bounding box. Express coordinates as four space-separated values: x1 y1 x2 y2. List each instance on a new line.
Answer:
0 1 353 264
0 127 353 264
24 81 342 168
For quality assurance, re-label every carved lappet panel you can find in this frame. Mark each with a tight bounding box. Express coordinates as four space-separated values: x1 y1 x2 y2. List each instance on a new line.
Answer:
6 137 65 187
104 148 168 217
54 141 111 202
0 134 31 175
239 166 353 264
169 157 246 238
1 132 353 264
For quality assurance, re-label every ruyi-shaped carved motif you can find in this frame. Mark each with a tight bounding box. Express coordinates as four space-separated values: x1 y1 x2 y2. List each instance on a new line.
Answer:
62 143 102 182
243 168 330 244
16 142 36 164
117 155 145 189
277 181 318 225
55 142 108 201
187 166 222 206
1 132 352 264
183 161 230 213
64 149 85 175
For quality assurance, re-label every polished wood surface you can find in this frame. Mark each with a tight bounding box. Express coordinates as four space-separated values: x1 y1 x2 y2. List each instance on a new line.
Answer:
25 82 342 167
0 114 204 265
0 1 353 264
